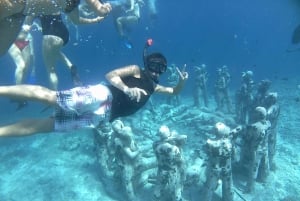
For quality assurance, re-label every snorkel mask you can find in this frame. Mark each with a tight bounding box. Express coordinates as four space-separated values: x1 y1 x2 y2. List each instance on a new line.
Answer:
143 39 167 83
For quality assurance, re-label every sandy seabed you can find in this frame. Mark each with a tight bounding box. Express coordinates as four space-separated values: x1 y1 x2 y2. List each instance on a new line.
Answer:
0 77 299 201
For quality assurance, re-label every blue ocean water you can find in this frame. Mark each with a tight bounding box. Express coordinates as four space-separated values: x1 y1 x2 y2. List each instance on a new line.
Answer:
0 0 300 201
0 0 299 87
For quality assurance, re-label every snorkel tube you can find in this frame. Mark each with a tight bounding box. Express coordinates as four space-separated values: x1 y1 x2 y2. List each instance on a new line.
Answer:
142 39 168 83
143 38 153 67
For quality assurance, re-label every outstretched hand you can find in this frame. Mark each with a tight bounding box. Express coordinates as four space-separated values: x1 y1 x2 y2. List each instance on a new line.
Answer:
176 64 189 80
124 87 147 102
100 3 112 16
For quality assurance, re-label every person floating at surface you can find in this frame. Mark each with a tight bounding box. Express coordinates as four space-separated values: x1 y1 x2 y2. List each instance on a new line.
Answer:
0 40 188 137
8 16 35 86
0 0 112 56
40 14 83 89
8 16 39 111
108 0 143 48
146 0 158 20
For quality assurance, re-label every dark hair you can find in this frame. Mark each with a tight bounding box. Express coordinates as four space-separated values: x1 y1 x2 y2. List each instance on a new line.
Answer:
146 53 167 65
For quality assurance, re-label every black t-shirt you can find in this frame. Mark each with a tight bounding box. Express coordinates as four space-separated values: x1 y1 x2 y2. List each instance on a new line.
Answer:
108 70 155 121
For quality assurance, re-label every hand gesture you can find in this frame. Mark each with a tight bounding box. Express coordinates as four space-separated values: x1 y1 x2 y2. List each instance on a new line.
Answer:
99 3 112 16
124 87 148 102
176 64 189 80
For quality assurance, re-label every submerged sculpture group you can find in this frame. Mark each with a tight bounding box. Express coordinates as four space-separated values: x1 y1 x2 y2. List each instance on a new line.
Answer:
91 67 280 201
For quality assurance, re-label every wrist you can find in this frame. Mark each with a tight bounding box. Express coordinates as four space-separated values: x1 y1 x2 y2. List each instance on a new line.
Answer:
123 86 129 94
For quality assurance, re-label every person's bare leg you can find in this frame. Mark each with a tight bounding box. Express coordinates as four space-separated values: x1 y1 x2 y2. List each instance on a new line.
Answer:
8 44 25 84
0 85 57 105
0 118 54 137
116 17 125 37
116 16 138 38
59 52 83 86
147 0 157 18
43 35 64 90
59 51 73 69
123 16 139 26
21 45 31 84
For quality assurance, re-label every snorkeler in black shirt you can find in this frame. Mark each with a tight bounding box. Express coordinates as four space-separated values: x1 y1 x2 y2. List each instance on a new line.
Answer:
0 39 188 136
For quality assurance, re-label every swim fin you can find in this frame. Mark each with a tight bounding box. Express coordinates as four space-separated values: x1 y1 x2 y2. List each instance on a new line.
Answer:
121 37 133 49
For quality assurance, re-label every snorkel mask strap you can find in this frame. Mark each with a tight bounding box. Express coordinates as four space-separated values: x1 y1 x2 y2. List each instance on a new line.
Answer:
143 38 153 67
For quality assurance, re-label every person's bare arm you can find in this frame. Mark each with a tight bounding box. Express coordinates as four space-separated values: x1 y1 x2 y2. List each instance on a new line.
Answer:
126 0 135 12
106 65 147 102
106 65 140 91
68 8 104 24
85 0 112 16
23 16 35 28
155 66 188 95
